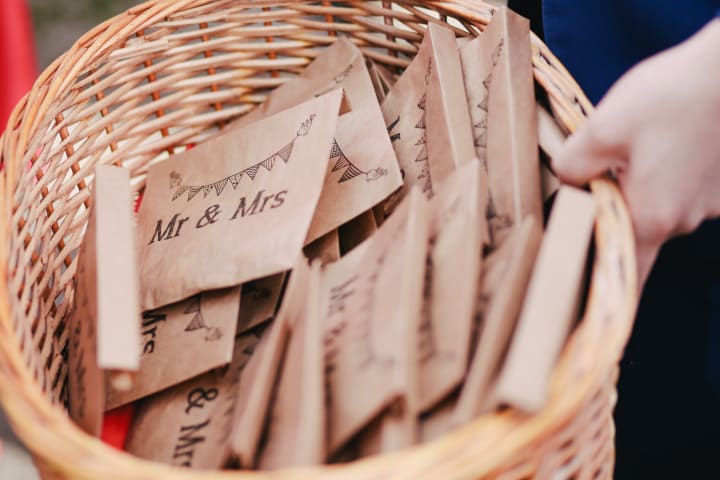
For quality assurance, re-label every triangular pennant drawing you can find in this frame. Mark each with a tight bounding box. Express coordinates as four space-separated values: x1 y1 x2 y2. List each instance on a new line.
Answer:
276 139 294 163
187 186 202 201
329 138 343 159
214 178 228 196
245 164 260 180
478 97 489 113
415 116 426 130
332 156 350 172
338 164 365 183
184 312 207 332
183 295 207 332
482 73 493 91
417 93 427 111
202 185 213 198
261 155 276 171
416 146 429 163
474 130 487 149
415 132 427 146
229 173 242 189
184 295 201 314
172 185 188 201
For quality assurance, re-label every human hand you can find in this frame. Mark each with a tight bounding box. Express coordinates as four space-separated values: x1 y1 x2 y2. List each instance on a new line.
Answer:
553 19 720 286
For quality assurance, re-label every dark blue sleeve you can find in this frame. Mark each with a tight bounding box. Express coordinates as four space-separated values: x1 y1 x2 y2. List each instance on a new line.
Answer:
542 0 720 103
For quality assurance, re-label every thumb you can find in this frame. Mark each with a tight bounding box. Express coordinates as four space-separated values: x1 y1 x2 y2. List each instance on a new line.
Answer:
552 122 627 186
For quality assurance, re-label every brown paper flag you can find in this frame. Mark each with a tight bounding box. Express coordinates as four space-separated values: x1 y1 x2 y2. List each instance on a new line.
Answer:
460 7 542 247
453 216 542 424
106 287 241 410
239 38 402 243
419 161 484 412
258 262 325 469
68 165 140 436
228 259 312 468
322 189 429 454
425 22 475 184
125 323 267 469
494 187 596 412
137 91 344 309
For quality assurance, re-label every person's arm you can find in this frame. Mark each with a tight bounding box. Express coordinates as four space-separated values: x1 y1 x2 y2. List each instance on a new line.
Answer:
552 18 720 285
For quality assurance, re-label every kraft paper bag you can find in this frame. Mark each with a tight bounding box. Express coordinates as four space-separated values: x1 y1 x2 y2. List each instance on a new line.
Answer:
418 161 485 413
424 23 475 184
304 229 341 265
68 165 140 436
494 187 596 412
125 323 267 469
106 287 241 410
453 216 542 424
322 189 429 454
338 210 377 256
381 23 473 211
459 7 542 247
240 38 402 243
237 274 285 334
258 262 325 469
137 91 344 309
228 259 312 468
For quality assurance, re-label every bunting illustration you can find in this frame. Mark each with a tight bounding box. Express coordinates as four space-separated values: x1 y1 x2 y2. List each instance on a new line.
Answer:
329 138 388 183
476 40 512 235
169 115 316 201
183 294 223 342
416 58 433 196
474 39 504 166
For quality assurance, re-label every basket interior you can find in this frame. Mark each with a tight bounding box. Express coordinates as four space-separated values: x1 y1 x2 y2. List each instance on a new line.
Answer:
6 0 524 407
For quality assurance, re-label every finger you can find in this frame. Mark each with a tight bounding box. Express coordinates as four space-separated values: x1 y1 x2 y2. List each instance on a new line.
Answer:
552 125 627 186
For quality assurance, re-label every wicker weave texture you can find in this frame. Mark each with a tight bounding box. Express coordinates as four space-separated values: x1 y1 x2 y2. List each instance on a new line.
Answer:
0 1 637 479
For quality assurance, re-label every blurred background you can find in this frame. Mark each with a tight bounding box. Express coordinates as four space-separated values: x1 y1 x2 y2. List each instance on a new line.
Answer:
31 0 143 68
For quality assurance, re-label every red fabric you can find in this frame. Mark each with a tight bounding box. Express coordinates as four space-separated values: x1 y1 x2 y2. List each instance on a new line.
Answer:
0 0 37 132
101 404 135 450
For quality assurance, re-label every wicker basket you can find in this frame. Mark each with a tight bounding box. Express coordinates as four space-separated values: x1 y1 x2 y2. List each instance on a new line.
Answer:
0 1 637 479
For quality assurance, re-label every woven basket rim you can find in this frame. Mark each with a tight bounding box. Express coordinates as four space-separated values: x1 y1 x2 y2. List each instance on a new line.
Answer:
0 1 637 478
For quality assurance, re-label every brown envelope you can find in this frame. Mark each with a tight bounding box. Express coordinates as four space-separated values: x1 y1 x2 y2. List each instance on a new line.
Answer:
453 216 542 424
424 22 476 184
228 258 312 468
237 274 285 334
258 262 325 469
494 187 596 412
419 161 484 413
106 287 241 410
240 38 402 243
68 165 140 436
382 23 469 202
125 324 267 469
322 188 429 454
137 91 344 309
460 7 542 247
